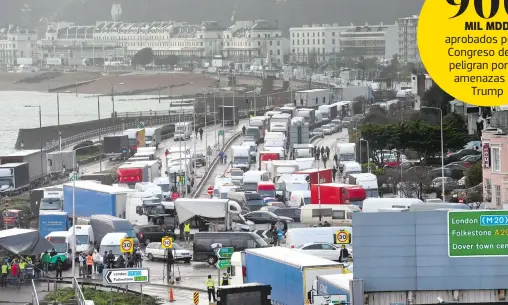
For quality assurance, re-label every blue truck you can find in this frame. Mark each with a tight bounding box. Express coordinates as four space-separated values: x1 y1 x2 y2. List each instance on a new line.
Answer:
244 247 344 305
39 212 70 238
63 181 129 218
316 273 353 304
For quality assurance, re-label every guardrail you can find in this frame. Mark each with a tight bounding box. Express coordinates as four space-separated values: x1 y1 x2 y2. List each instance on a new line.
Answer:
309 134 324 143
192 132 242 198
31 279 40 305
73 277 86 305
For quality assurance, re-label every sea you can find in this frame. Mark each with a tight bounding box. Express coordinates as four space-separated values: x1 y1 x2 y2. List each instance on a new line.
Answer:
0 91 194 154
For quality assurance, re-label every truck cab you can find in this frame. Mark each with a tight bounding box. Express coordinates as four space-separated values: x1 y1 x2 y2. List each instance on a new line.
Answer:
153 177 171 199
126 192 168 226
241 141 258 162
174 122 192 141
123 128 146 153
45 231 71 270
231 146 251 172
144 127 161 148
40 186 64 212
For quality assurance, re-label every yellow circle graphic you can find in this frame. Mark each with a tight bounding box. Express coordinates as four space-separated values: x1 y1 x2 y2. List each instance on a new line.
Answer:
418 0 508 106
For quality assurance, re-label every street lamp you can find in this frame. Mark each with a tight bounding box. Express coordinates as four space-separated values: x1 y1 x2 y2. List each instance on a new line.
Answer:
24 105 43 179
71 143 102 279
360 138 370 173
421 106 445 198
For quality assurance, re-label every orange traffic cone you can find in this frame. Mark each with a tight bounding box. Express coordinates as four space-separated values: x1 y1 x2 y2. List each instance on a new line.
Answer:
169 287 175 302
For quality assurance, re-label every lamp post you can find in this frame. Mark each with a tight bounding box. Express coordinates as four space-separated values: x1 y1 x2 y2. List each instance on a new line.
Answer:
71 143 101 279
422 106 445 198
24 105 43 179
360 138 370 173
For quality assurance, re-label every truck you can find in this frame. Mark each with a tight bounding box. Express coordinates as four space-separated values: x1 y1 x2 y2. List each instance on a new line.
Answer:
315 274 353 305
47 151 75 176
79 172 115 185
68 225 94 256
349 173 379 198
294 89 329 108
123 128 146 153
174 122 193 141
280 106 297 118
40 185 64 212
125 160 160 182
16 57 33 65
293 168 333 185
264 160 300 180
0 163 30 194
336 143 356 164
258 151 280 169
289 117 310 147
145 127 162 148
62 181 129 218
125 191 168 226
46 57 63 65
218 106 239 125
89 214 139 247
311 183 366 205
38 212 70 240
117 163 149 185
292 144 314 159
245 126 262 144
103 135 130 161
0 149 48 186
244 247 344 305
296 108 316 126
270 113 291 133
231 146 251 172
318 105 332 123
249 116 267 141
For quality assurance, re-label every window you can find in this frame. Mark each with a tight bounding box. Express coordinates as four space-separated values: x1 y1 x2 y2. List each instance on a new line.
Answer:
485 178 492 200
303 244 322 250
492 146 501 172
494 185 501 206
332 32 335 36
321 244 335 250
269 41 272 46
311 208 332 217
332 210 345 219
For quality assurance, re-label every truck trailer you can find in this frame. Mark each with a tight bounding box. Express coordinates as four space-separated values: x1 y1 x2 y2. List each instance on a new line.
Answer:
38 211 70 239
62 181 129 218
103 135 130 161
0 149 48 186
47 151 75 176
90 214 139 247
218 106 239 125
0 163 30 194
244 247 344 305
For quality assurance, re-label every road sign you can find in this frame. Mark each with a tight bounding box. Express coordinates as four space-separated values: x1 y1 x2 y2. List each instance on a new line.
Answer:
103 268 149 285
69 172 79 181
161 236 173 249
215 259 231 269
137 122 145 129
218 129 224 136
334 230 351 244
120 238 134 253
207 187 213 195
177 175 186 185
448 210 508 257
193 292 199 305
216 247 234 259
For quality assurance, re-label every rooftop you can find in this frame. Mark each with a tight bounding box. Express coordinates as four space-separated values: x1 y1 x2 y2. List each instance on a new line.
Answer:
246 246 343 268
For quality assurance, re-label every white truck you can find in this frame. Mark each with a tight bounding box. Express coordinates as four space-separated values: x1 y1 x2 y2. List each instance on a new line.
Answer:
67 225 94 255
318 105 332 123
126 160 160 182
134 182 164 201
270 113 291 133
145 127 162 148
40 185 64 212
336 143 356 165
349 173 379 198
126 191 167 227
174 122 193 141
231 146 251 172
294 88 329 108
153 177 171 200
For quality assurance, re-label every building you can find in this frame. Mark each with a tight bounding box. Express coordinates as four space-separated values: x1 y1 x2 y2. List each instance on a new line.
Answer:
482 129 508 209
338 23 398 60
397 15 420 63
0 25 37 66
289 23 352 64
222 20 287 66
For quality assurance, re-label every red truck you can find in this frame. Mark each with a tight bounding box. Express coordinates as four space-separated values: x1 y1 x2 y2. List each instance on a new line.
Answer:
258 151 280 169
117 165 148 184
310 183 366 205
293 168 333 185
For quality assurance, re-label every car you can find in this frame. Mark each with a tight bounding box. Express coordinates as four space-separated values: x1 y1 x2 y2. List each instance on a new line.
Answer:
329 123 338 132
263 197 278 205
192 153 206 167
461 154 481 163
322 124 334 135
310 128 324 137
266 201 286 208
429 167 453 178
243 211 293 230
342 117 352 125
134 225 176 246
331 119 343 132
259 206 280 213
431 176 458 190
145 242 192 263
445 149 480 164
273 207 301 222
295 242 346 261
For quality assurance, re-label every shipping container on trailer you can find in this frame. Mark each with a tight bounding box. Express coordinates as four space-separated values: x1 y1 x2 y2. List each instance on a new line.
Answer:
47 151 75 175
295 89 329 108
117 163 149 184
103 135 130 160
244 247 343 305
0 149 48 183
0 163 30 194
293 168 333 185
310 183 366 205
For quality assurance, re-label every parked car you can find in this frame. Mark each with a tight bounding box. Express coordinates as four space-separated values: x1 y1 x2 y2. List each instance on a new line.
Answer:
133 225 175 246
429 167 453 178
322 124 334 135
295 242 346 261
445 162 468 171
331 119 343 132
145 242 192 263
310 128 324 137
193 153 206 167
243 211 293 231
273 208 301 222
445 149 480 164
461 155 481 163
431 177 458 190
458 176 466 187
329 123 338 132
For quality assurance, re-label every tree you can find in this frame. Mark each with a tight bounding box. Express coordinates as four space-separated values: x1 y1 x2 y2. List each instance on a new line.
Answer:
352 96 365 115
359 124 402 167
465 161 482 188
131 48 154 66
400 166 434 199
422 83 455 116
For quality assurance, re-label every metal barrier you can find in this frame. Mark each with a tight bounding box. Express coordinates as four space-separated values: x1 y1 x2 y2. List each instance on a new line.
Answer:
309 134 324 143
72 277 86 305
31 279 40 305
192 132 242 198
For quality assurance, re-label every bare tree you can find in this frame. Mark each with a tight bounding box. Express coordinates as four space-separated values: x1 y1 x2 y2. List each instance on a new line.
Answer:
399 166 433 199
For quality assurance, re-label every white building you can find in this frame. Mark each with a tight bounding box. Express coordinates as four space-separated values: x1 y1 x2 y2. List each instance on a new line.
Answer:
397 15 420 63
0 25 37 66
222 20 287 66
289 23 352 64
338 23 398 61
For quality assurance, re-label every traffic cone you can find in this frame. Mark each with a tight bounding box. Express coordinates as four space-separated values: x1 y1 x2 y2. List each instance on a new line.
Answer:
169 287 175 302
305 299 310 305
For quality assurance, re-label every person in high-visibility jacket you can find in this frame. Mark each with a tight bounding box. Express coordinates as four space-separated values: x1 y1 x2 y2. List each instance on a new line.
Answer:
86 253 93 276
0 261 8 287
19 259 27 282
184 223 191 244
206 275 217 303
221 272 230 286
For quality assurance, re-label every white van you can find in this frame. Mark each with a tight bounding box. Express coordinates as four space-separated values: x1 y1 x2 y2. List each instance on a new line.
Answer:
243 171 270 192
300 204 360 226
46 231 71 254
214 182 237 199
174 122 193 141
362 198 424 212
289 190 311 207
342 161 362 178
286 226 353 249
68 225 94 255
145 127 161 148
100 232 130 263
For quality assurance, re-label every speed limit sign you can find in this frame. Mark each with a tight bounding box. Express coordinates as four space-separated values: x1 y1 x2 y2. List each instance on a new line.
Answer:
335 230 351 244
120 238 134 253
161 236 173 249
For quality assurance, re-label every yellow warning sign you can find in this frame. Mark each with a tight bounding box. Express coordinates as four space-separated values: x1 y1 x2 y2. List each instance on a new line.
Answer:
120 238 134 253
161 236 173 249
334 230 351 244
193 291 199 305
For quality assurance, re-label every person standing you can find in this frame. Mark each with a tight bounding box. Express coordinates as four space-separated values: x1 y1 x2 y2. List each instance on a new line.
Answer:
206 275 217 303
0 261 8 287
320 146 325 157
78 253 85 277
322 155 328 168
339 245 350 263
166 249 174 281
221 272 230 285
41 251 50 275
332 166 338 182
55 258 63 280
107 251 115 269
103 251 109 269
315 147 320 161
86 252 93 276
184 222 191 244
199 128 204 140
92 250 101 274
135 247 143 267
218 151 225 164
242 125 246 136
326 146 330 159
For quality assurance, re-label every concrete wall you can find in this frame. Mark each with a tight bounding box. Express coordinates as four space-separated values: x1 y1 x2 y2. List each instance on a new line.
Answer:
353 211 508 292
